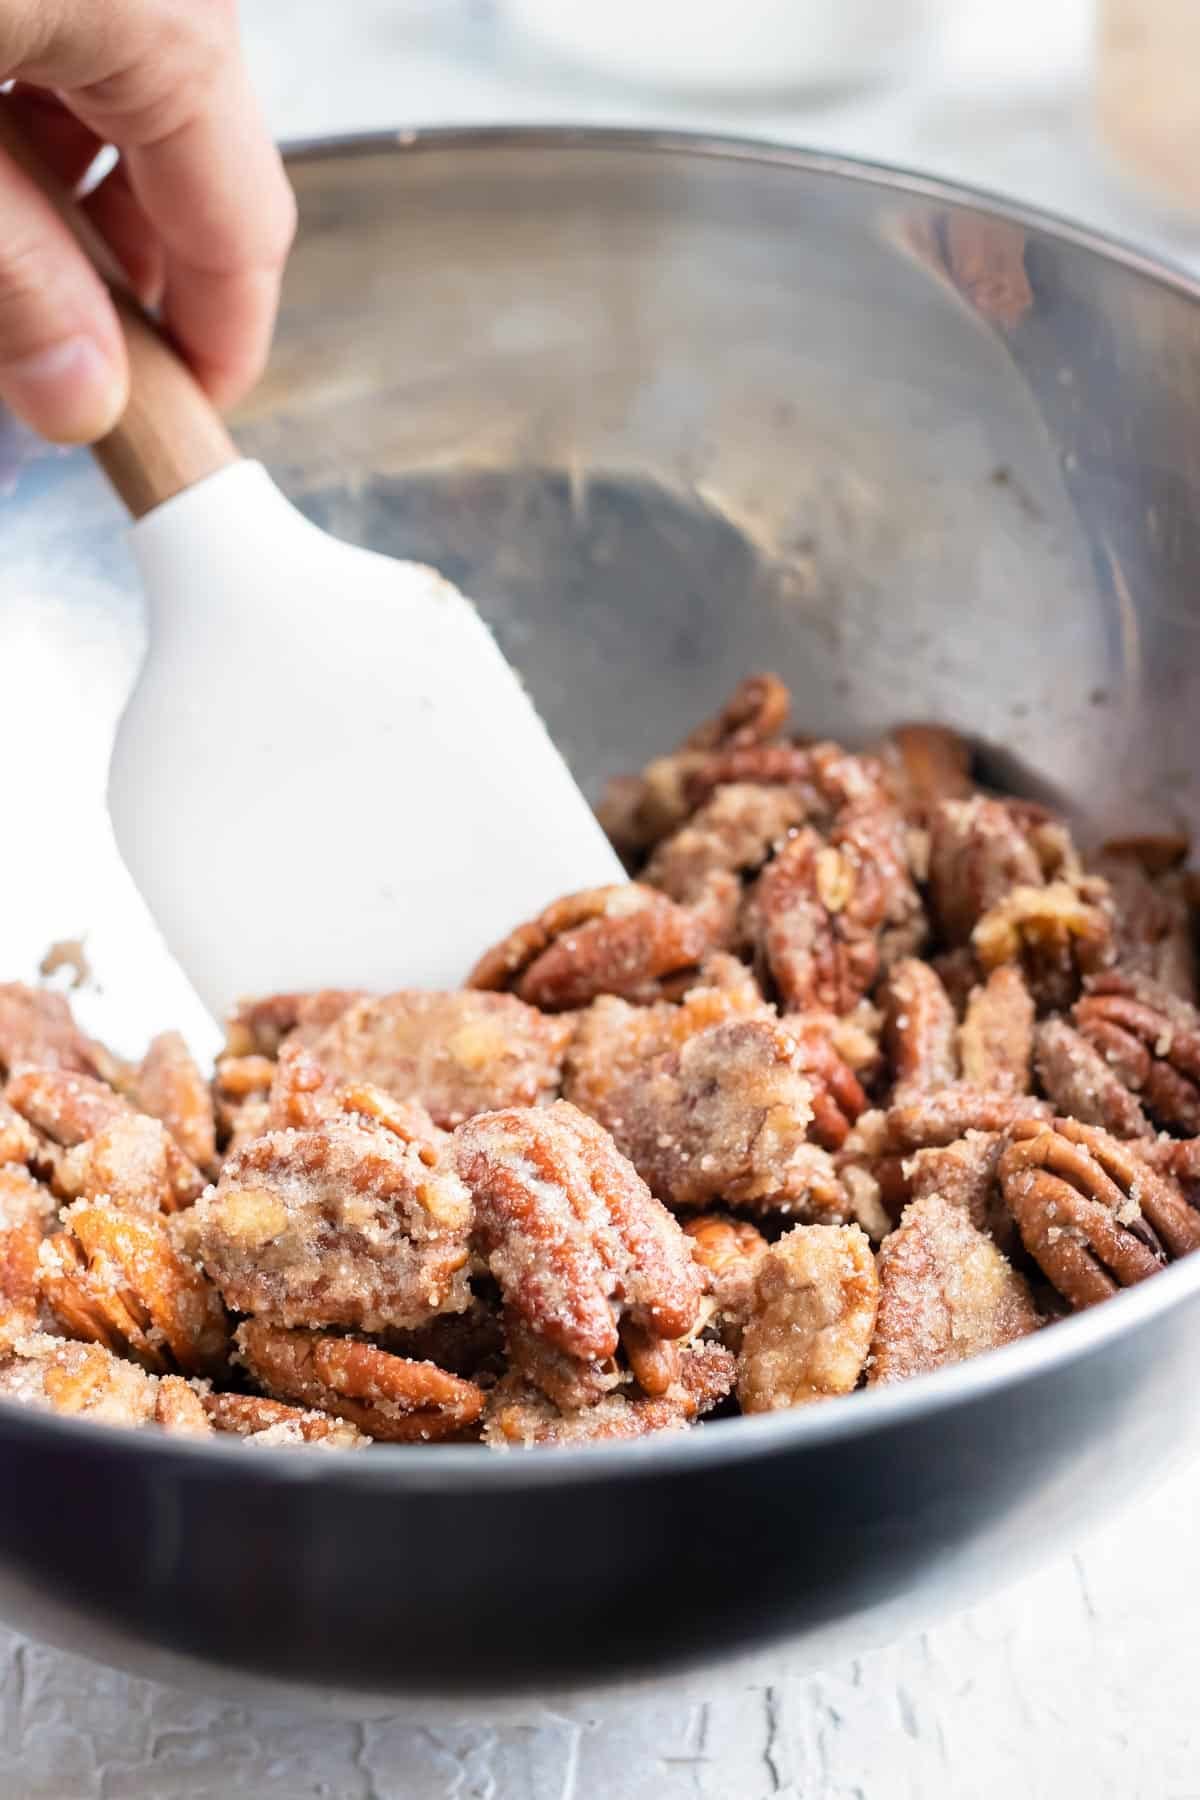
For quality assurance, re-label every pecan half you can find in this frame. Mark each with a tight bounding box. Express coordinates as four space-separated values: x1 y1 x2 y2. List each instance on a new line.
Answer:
0 1166 54 1324
777 1013 869 1149
1000 1116 1200 1308
681 673 792 752
468 881 734 1011
309 990 572 1129
903 1132 1010 1244
682 1214 769 1350
959 966 1035 1094
748 828 884 1015
602 1017 849 1221
973 881 1113 1012
6 1068 204 1212
263 1042 447 1150
200 1389 367 1447
643 783 810 907
482 1342 735 1448
927 797 1046 946
0 1098 37 1167
0 984 103 1079
1034 1016 1151 1139
235 1321 485 1443
201 1389 366 1447
875 723 974 827
1073 972 1200 1135
454 1101 702 1404
0 1331 159 1428
886 1088 1050 1151
154 1376 213 1436
868 1194 1039 1383
38 1201 229 1377
881 958 958 1103
1090 845 1196 1001
125 1031 218 1176
563 957 765 1130
223 989 364 1059
188 1114 473 1333
738 1223 879 1411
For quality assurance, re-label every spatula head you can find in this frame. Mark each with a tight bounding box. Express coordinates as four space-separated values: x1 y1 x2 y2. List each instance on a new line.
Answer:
108 463 625 1017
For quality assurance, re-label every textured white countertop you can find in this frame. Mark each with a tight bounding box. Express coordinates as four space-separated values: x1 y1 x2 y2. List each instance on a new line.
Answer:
5 4 1200 1794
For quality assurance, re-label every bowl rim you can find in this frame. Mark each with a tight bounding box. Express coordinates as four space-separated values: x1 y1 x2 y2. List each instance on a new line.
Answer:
7 123 1200 1488
281 122 1200 306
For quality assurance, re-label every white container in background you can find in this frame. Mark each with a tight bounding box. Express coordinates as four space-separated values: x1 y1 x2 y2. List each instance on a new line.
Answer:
501 0 939 96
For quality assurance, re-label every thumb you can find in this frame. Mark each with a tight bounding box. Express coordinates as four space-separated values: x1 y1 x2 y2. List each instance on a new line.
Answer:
0 142 128 443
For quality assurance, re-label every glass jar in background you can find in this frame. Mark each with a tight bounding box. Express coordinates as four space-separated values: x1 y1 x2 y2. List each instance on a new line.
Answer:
1097 0 1200 216
499 0 939 98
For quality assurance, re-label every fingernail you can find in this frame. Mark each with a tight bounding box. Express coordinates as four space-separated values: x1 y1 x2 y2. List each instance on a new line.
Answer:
1 335 127 444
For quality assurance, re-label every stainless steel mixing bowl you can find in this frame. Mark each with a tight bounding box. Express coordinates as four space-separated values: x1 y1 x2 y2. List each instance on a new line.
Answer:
4 129 1200 1708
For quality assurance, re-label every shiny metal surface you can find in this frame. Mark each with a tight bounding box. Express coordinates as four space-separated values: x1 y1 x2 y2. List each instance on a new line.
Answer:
3 129 1200 1705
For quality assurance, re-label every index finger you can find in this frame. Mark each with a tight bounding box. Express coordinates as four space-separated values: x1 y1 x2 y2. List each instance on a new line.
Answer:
119 54 296 407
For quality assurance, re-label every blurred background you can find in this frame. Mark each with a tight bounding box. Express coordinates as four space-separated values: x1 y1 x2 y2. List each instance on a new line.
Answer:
241 0 1200 272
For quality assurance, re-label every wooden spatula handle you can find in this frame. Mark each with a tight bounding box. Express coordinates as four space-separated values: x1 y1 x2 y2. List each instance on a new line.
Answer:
93 296 239 519
0 104 239 519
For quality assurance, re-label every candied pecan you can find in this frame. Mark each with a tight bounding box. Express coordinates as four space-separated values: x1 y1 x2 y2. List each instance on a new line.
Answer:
38 1201 229 1377
876 723 974 827
601 1017 852 1222
468 881 733 1012
234 1320 484 1443
0 1166 54 1324
0 983 103 1078
886 1088 1050 1151
998 1117 1200 1308
261 1045 446 1151
0 1331 159 1428
881 958 958 1103
563 959 765 1130
223 989 364 1059
455 1101 701 1404
903 1131 1009 1242
0 1098 36 1167
155 1376 213 1436
189 1115 472 1333
1013 1115 1200 1261
683 1214 768 1350
1090 845 1196 1001
681 672 792 751
748 828 882 1015
777 1013 868 1149
201 1389 365 1446
618 1317 682 1397
1034 1016 1151 1139
927 797 1046 946
682 745 824 816
6 1068 204 1212
959 966 1035 1093
380 1297 506 1380
215 1053 276 1102
643 783 810 905
973 880 1113 1012
308 990 572 1129
126 1032 217 1175
868 1194 1039 1383
1073 973 1200 1135
738 1223 879 1412
482 1342 734 1448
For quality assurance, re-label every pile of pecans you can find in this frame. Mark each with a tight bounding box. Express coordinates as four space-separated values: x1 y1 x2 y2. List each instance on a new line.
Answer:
2 674 1199 1451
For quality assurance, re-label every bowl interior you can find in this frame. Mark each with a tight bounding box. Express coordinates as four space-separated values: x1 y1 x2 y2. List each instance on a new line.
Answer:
10 132 1200 847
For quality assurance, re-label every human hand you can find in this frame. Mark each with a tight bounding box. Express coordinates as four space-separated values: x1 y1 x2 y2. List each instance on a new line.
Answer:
0 0 295 443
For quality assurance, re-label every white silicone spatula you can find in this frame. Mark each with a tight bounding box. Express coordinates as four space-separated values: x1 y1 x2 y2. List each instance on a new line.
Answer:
3 115 624 1018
